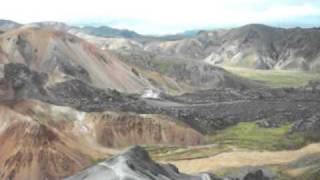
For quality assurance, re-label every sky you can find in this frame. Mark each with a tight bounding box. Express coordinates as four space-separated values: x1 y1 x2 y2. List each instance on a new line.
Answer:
1 0 320 34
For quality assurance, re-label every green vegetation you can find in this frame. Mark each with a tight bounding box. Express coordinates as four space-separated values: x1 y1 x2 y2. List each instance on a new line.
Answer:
144 122 310 161
207 122 306 151
222 66 319 87
143 144 230 161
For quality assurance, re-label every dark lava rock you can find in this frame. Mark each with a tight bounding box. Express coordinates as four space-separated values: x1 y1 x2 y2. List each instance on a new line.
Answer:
289 115 320 140
305 80 320 92
47 79 136 112
3 63 320 135
243 170 270 180
4 63 48 99
64 145 217 180
256 119 280 128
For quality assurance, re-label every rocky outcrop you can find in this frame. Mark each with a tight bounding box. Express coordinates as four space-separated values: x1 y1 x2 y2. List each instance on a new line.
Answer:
65 146 220 180
243 170 270 180
47 79 136 112
256 119 279 128
289 115 320 140
304 80 320 92
2 63 48 100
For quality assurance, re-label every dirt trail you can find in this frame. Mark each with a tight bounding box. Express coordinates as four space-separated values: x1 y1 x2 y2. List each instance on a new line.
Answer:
169 143 320 173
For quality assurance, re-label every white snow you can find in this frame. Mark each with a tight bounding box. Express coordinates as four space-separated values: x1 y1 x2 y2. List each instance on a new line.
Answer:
141 89 160 99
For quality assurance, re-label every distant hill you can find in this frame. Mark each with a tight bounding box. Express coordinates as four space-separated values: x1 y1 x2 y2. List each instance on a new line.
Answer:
0 19 21 31
77 23 320 72
142 24 320 72
79 26 143 39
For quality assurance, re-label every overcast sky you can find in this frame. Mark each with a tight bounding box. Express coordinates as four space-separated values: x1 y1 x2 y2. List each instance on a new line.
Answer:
1 0 320 34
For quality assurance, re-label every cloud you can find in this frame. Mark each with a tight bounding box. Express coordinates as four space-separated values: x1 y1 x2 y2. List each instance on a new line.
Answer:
0 0 319 34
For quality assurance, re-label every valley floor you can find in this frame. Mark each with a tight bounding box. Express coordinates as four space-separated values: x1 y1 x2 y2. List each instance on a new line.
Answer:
169 143 320 173
221 66 319 88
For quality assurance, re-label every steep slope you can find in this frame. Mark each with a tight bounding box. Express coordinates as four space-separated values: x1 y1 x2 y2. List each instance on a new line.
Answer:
0 101 110 180
115 52 260 90
0 26 151 93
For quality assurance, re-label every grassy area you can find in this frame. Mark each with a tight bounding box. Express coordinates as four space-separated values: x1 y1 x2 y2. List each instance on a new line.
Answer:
143 144 231 161
207 122 306 151
144 122 309 161
222 66 319 87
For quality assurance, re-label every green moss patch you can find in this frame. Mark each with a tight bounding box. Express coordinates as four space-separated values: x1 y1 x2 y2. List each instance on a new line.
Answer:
207 122 306 151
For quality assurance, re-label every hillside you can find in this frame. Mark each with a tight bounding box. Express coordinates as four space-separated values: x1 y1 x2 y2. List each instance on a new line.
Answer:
0 26 151 93
143 24 320 72
81 24 320 72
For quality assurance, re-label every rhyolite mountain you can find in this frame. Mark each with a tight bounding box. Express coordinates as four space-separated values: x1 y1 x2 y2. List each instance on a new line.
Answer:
151 24 320 72
78 23 320 72
7 20 320 72
0 26 153 93
1 21 258 92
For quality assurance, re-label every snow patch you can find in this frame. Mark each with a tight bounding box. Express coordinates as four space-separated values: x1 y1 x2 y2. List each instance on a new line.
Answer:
141 89 161 99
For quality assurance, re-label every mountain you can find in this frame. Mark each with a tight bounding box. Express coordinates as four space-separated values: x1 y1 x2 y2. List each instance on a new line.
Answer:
85 24 320 72
13 21 320 73
0 19 21 32
3 22 221 93
203 24 320 72
146 24 320 72
0 26 151 93
71 33 259 91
